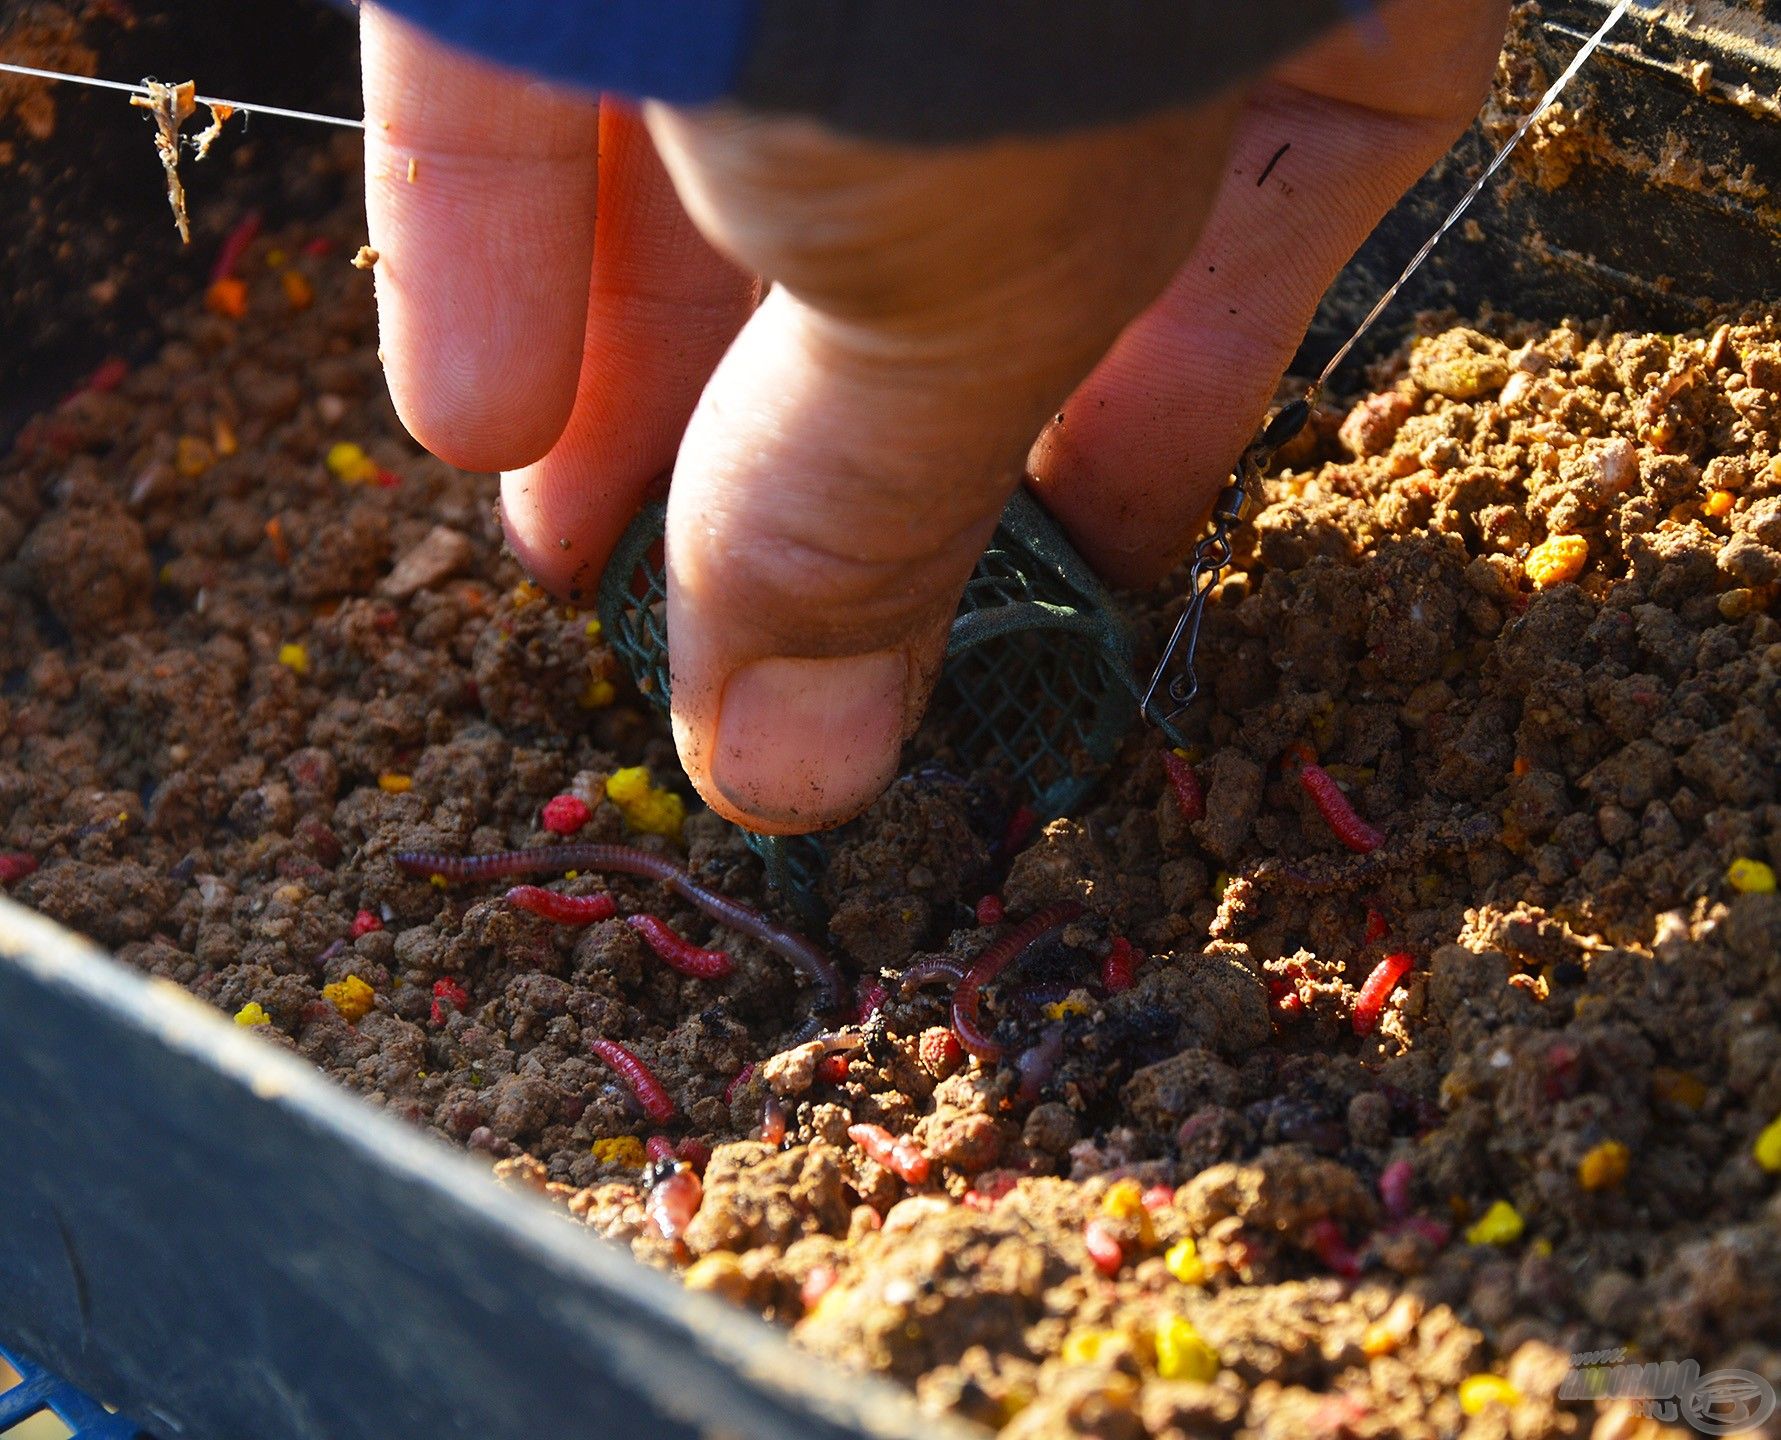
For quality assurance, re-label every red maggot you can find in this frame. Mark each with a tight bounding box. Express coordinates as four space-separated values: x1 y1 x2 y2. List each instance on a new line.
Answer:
505 885 618 925
588 1037 675 1124
625 914 734 979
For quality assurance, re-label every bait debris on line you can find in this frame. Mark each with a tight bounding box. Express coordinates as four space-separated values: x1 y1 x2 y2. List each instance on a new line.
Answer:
129 78 234 242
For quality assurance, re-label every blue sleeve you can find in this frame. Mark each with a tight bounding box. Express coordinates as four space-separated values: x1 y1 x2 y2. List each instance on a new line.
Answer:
368 0 1348 143
370 0 758 107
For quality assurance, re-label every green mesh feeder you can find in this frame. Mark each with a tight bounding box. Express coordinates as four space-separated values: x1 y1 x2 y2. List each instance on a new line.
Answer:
596 489 1139 916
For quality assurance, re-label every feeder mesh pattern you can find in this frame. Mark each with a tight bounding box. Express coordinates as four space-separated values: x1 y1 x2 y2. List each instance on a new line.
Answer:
598 492 1136 915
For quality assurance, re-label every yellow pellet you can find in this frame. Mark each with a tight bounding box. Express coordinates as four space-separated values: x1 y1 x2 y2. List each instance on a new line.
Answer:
1060 1329 1121 1367
1464 1199 1525 1246
233 1001 270 1027
377 773 413 793
175 434 214 478
578 677 616 710
510 579 545 608
1754 1114 1781 1173
584 617 603 639
1728 857 1776 893
590 1136 647 1167
1577 1140 1630 1192
321 974 376 1023
606 766 686 842
1164 1237 1206 1286
1525 534 1588 589
325 441 378 484
1459 1374 1523 1415
277 642 309 675
1101 1179 1144 1220
1043 996 1091 1021
1154 1316 1219 1382
1704 489 1736 517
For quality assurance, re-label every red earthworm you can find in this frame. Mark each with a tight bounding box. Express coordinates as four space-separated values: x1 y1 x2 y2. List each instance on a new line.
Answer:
1161 750 1205 822
210 208 262 281
724 1061 756 1106
900 956 968 995
952 902 1083 1061
853 980 888 1023
625 914 734 979
1352 952 1414 1036
0 853 38 885
1100 937 1141 994
505 885 618 925
588 1037 675 1124
397 843 843 1012
847 1123 930 1184
1297 762 1385 854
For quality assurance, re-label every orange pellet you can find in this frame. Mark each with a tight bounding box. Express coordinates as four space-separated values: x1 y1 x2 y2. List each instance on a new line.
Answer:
204 276 248 318
1577 1140 1630 1191
281 269 314 310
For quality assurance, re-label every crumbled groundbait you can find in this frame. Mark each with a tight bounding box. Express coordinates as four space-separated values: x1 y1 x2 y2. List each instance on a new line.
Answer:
5 144 1781 1435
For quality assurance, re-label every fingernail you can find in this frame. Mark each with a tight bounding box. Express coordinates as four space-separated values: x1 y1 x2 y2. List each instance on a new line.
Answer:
710 652 907 831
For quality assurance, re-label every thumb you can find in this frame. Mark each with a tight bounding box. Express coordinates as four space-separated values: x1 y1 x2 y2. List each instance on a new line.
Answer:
645 103 1238 833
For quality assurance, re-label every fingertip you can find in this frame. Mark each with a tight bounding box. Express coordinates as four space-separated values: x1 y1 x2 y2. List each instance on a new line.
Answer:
361 2 599 473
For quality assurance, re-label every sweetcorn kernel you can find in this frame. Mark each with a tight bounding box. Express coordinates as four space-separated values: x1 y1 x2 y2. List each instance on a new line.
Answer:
233 1002 270 1027
1154 1317 1218 1382
1464 1200 1525 1246
321 974 376 1023
1578 1140 1630 1191
1459 1374 1523 1415
606 766 686 842
1524 534 1588 588
1164 1238 1206 1285
277 642 309 675
377 773 413 793
1728 857 1776 893
1754 1114 1781 1173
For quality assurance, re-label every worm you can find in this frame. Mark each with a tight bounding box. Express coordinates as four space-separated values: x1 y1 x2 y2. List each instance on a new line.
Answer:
396 843 844 1014
588 1037 675 1124
1352 952 1414 1036
847 1122 930 1184
952 901 1084 1061
899 956 969 996
1297 762 1385 854
505 885 618 925
646 1164 702 1240
1013 1022 1065 1105
625 914 734 979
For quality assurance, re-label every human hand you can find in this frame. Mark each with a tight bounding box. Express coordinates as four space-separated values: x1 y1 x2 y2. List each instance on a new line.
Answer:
360 0 1508 834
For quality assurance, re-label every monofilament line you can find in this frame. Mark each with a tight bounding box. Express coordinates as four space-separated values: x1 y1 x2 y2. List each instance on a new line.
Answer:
0 60 365 128
1312 0 1637 394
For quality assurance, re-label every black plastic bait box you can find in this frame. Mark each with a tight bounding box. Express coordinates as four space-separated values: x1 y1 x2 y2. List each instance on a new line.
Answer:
3 0 1779 1435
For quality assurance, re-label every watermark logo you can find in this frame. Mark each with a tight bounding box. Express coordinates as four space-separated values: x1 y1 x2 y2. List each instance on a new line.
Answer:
1559 1350 1777 1435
